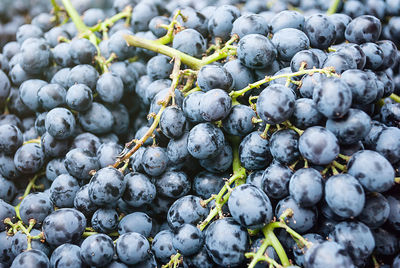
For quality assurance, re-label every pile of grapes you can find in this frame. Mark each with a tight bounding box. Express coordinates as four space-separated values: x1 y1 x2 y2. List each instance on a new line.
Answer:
0 0 400 267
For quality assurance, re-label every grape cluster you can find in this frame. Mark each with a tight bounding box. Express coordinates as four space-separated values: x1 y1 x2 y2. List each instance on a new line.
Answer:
0 0 400 267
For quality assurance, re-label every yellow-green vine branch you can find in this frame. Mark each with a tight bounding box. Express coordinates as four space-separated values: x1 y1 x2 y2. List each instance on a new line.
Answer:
14 172 45 220
124 34 238 70
390 93 400 103
50 0 62 24
89 6 132 33
113 58 182 168
229 67 337 103
155 10 185 45
162 253 182 268
326 0 341 15
197 135 246 231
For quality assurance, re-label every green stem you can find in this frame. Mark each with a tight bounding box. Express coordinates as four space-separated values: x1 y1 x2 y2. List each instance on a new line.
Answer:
154 10 183 45
124 34 238 70
337 153 351 162
271 221 313 249
183 86 201 97
89 6 132 33
51 0 62 24
263 224 290 267
23 138 41 145
113 58 182 168
162 253 182 268
395 177 400 184
390 93 400 103
61 0 88 33
331 160 346 172
326 0 341 15
230 67 337 102
14 173 43 220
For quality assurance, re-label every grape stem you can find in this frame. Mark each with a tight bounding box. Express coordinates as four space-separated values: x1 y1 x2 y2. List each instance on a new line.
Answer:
123 34 238 70
326 0 341 15
50 0 62 24
162 253 182 268
155 10 184 45
88 6 132 33
390 93 400 103
113 58 182 168
229 67 337 103
14 172 45 220
198 136 246 231
395 177 400 184
23 138 41 145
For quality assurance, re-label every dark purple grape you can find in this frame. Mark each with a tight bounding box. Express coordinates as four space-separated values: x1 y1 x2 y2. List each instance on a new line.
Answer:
197 65 233 92
347 150 395 192
345 15 382 44
304 14 336 49
88 167 125 206
270 10 304 33
42 208 86 247
50 243 84 268
239 131 272 170
116 232 150 265
325 174 365 218
272 28 310 61
10 249 50 268
304 241 355 268
237 34 277 69
204 218 248 267
122 172 156 207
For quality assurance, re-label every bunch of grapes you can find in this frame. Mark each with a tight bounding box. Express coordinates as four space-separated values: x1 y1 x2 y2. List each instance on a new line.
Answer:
0 0 400 267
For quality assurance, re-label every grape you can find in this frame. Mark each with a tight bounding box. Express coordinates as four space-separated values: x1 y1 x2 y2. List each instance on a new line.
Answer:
193 171 226 199
152 230 177 263
239 131 272 170
290 98 324 129
372 228 399 256
347 150 395 192
270 129 299 164
11 229 50 256
303 14 336 50
65 148 99 180
0 124 23 154
173 223 204 256
197 65 233 92
159 106 187 139
275 197 317 233
91 208 118 233
345 15 382 44
233 15 270 40
172 29 206 58
313 76 353 118
0 230 15 265
79 102 114 134
116 232 150 265
207 5 240 41
88 167 125 206
328 13 352 44
326 108 372 145
386 195 400 231
271 28 310 61
96 72 124 105
149 16 170 37
37 83 66 110
122 172 156 207
204 218 248 267
304 241 355 268
270 10 304 33
262 162 293 199
360 42 384 70
237 34 277 69
118 212 152 237
289 168 323 207
156 170 191 199
329 221 375 266
80 234 114 266
325 174 365 218
10 249 50 268
42 208 86 247
299 126 339 165
167 195 208 230
14 143 45 174
358 192 390 228
45 108 76 140
337 43 366 69
187 122 225 160
50 244 84 268
228 184 273 229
